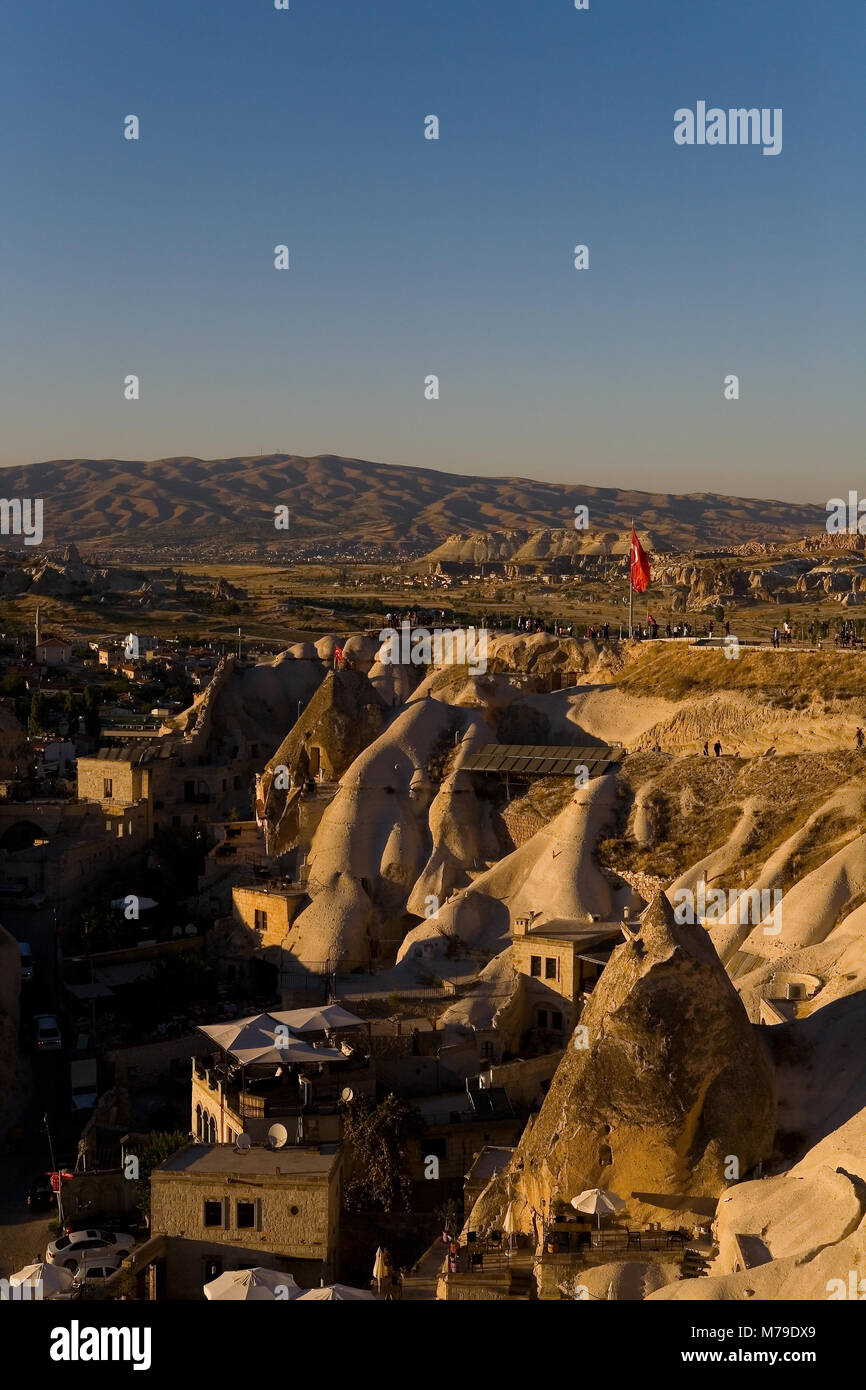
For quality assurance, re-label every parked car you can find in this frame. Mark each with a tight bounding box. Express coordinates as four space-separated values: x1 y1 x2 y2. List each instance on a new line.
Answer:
26 1172 55 1211
17 941 33 982
62 1212 143 1239
71 1254 123 1288
46 1229 135 1270
70 1058 98 1113
34 1014 62 1051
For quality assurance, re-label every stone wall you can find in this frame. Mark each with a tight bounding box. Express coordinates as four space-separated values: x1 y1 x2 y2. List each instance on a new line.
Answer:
150 1162 341 1268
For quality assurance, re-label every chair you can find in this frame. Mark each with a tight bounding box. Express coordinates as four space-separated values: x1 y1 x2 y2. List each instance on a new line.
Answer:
469 1251 484 1272
488 1230 502 1250
626 1228 641 1250
667 1230 685 1249
466 1231 477 1246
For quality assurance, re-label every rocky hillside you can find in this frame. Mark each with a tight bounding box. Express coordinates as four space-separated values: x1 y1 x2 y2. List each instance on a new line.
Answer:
0 454 828 553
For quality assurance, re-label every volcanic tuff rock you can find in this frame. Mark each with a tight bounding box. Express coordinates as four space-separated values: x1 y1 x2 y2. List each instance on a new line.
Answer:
477 893 776 1228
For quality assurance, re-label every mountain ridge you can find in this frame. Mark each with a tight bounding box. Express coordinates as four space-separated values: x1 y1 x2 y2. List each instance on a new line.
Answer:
0 453 828 553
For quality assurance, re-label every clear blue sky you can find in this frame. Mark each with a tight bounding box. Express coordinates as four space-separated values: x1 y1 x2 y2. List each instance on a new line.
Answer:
0 0 862 500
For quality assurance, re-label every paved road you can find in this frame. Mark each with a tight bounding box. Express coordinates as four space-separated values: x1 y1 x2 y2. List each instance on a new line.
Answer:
0 905 79 1280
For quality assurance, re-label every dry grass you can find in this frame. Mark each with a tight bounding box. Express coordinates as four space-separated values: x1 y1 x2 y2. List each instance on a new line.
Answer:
599 751 866 885
615 646 866 703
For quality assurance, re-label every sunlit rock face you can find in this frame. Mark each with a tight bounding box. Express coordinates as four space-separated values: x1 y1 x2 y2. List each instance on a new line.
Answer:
474 893 776 1230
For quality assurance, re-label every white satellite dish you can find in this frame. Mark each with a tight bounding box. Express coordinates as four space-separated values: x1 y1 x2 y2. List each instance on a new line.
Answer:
267 1123 289 1150
340 1087 354 1104
235 1133 252 1151
184 923 197 936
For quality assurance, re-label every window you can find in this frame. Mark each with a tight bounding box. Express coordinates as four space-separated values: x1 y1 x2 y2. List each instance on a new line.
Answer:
254 909 268 932
545 957 558 980
103 778 113 798
236 1201 257 1229
537 1009 548 1028
552 1011 563 1031
530 955 542 977
203 1200 223 1228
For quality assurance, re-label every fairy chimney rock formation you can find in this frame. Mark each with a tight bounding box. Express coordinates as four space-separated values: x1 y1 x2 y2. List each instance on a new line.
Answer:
484 892 776 1227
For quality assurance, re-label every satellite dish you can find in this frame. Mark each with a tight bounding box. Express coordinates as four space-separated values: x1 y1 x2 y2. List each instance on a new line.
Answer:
340 1087 354 1105
184 923 196 936
235 1133 252 1151
171 925 182 938
267 1123 289 1150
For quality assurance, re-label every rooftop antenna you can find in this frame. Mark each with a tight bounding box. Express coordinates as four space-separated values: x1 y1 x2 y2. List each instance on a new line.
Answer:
237 626 243 660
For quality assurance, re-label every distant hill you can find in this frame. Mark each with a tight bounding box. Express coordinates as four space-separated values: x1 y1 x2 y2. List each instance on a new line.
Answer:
0 453 827 555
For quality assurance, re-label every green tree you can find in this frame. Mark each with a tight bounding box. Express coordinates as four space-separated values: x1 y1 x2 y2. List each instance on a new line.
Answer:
63 690 79 735
28 690 49 735
342 1094 422 1213
128 1130 188 1214
83 685 101 739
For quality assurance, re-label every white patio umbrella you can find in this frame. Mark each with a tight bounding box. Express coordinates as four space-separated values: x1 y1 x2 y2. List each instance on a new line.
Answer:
296 1283 376 1301
7 1263 74 1299
272 1005 363 1034
502 1201 519 1252
570 1188 626 1228
200 1015 322 1066
372 1246 389 1293
204 1267 300 1301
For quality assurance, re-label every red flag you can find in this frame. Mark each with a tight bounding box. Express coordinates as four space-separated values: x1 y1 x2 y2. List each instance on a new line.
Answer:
629 526 651 594
334 646 343 663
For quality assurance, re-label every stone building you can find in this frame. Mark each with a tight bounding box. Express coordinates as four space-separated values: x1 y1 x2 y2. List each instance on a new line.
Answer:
231 882 308 951
510 913 623 1042
148 1142 343 1297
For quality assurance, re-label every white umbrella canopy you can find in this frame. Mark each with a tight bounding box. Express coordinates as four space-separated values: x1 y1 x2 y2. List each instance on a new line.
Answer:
203 1267 300 1301
502 1201 520 1251
200 1015 321 1066
372 1247 389 1292
296 1284 376 1301
272 1005 363 1035
570 1188 626 1228
8 1263 74 1298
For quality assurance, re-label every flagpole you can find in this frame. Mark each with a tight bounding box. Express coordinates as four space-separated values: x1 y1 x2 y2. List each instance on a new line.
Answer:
628 520 634 638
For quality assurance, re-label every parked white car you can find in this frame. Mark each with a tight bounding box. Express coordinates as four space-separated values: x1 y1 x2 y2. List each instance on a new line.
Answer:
46 1229 135 1270
34 1013 62 1051
72 1253 124 1288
